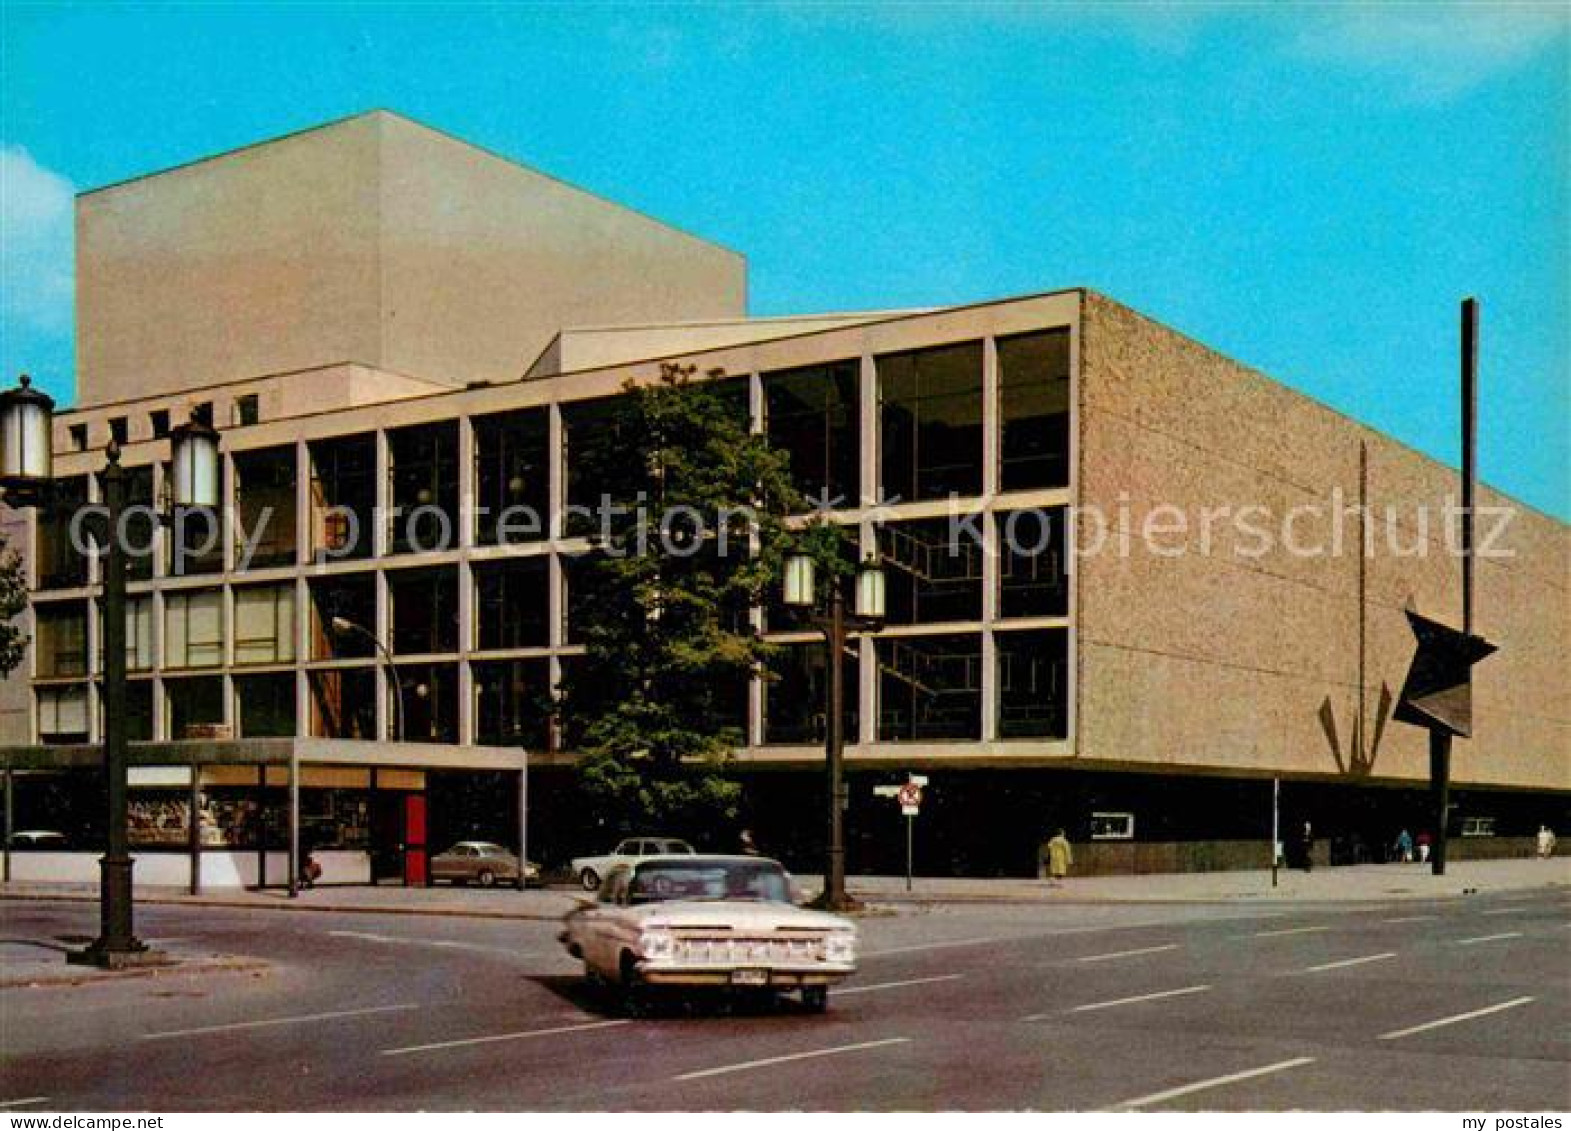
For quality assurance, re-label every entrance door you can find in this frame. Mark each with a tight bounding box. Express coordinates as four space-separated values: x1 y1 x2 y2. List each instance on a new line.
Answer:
403 793 428 887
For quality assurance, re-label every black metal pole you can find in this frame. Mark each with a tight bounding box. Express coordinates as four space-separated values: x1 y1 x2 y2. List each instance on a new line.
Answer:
188 764 201 895
3 764 12 885
1430 729 1451 876
822 589 848 911
73 446 146 965
1461 298 1478 637
906 813 913 893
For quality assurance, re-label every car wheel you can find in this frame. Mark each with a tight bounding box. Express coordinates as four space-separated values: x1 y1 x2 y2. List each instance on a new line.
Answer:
802 986 828 1014
580 868 601 892
477 868 496 887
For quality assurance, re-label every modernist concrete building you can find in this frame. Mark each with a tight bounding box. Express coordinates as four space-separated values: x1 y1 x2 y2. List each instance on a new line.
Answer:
2 111 1566 886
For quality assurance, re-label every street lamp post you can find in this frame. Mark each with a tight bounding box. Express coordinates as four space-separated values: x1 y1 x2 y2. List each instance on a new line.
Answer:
781 551 885 913
1 379 221 967
330 616 404 742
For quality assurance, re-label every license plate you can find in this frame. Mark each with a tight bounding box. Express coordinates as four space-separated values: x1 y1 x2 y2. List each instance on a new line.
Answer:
730 968 769 986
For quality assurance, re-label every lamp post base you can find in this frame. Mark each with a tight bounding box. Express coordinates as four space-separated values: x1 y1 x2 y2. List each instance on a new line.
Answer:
809 891 865 915
66 940 167 970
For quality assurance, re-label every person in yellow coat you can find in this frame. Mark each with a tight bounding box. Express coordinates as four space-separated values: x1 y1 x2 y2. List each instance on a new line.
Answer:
1046 828 1073 888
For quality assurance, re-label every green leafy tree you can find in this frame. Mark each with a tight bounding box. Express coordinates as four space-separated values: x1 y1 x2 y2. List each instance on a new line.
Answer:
559 363 845 845
0 533 27 678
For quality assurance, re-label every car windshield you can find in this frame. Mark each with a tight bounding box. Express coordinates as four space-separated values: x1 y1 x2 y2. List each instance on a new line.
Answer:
629 859 791 904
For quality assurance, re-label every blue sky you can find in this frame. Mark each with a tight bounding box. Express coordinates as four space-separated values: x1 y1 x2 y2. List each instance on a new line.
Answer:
2 3 1566 517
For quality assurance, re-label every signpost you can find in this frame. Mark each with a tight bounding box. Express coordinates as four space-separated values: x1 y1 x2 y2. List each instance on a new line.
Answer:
875 775 927 891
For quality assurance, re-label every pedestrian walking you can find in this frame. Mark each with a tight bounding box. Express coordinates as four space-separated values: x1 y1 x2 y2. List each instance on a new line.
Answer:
1299 821 1314 873
738 828 762 856
1416 830 1431 863
1537 825 1557 860
1394 828 1414 863
1046 828 1073 888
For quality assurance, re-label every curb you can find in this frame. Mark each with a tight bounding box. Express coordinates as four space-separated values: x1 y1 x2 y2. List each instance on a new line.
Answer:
0 955 271 991
1 890 575 923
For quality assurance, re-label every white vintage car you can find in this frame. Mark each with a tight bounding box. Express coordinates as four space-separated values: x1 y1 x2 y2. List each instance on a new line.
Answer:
570 836 695 891
559 855 857 1013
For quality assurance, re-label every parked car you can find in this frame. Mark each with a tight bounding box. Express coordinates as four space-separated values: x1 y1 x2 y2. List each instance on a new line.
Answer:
571 837 695 891
559 854 857 1013
7 830 67 850
429 841 540 887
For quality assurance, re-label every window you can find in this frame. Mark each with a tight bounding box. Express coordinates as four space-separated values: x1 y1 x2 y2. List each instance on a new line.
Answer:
388 567 459 655
877 633 982 741
879 341 984 501
562 396 637 537
122 466 156 582
167 458 225 577
878 517 983 625
108 417 129 445
764 360 860 507
98 680 154 742
474 409 550 545
388 422 459 554
309 668 377 740
998 329 1071 491
474 558 550 650
234 394 260 427
164 589 223 669
96 596 153 672
473 658 553 748
234 446 297 569
69 424 87 452
308 574 376 660
167 676 225 739
995 628 1068 739
236 673 296 738
997 508 1068 618
1461 816 1497 838
234 584 296 665
150 410 170 439
309 434 376 561
36 476 89 590
38 686 89 744
394 663 458 744
1090 812 1135 841
33 603 88 678
763 642 858 745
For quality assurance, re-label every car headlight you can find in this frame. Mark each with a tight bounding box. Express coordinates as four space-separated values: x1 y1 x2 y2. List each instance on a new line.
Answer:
640 929 676 961
824 931 856 964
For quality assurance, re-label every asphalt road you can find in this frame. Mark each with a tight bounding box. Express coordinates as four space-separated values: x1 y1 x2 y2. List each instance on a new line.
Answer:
0 889 1566 1111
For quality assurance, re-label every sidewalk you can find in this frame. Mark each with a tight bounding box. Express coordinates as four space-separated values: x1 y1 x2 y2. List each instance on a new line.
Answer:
2 857 1564 920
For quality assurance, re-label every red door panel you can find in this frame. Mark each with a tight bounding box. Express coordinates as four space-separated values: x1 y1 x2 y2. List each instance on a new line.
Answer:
404 794 428 886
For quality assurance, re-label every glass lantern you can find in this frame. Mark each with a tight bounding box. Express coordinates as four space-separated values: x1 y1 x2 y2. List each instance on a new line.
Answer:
783 552 816 608
169 413 221 508
0 374 56 491
855 557 887 622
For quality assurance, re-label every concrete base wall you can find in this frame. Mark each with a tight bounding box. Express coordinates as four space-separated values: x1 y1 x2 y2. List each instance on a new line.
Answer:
1064 837 1545 876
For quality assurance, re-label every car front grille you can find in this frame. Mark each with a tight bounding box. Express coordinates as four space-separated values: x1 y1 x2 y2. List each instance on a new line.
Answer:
671 935 826 964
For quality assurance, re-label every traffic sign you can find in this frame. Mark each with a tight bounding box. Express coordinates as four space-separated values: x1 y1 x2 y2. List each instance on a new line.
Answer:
897 782 923 809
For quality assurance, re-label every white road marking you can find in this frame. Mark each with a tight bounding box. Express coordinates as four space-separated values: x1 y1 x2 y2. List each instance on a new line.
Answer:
1303 952 1396 973
1043 984 1210 1016
141 1002 418 1040
1109 1057 1317 1111
1378 996 1535 1041
1480 908 1527 916
327 929 530 958
381 1018 629 1057
1076 943 1180 963
0 1097 50 1109
673 1037 910 1082
1247 925 1330 939
1453 932 1523 946
1382 915 1438 924
864 936 1005 957
837 974 962 996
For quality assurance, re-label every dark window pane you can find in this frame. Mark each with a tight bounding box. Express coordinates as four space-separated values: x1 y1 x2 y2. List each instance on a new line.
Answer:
764 360 860 506
877 633 982 741
310 434 376 561
167 676 225 739
234 446 297 569
475 408 550 546
475 557 551 650
310 668 377 739
473 658 553 748
237 673 297 738
996 628 1068 738
34 602 88 678
879 342 984 501
308 574 377 660
878 517 983 625
764 642 858 745
37 477 89 589
388 567 459 655
998 329 1071 491
395 663 458 744
389 422 459 554
563 396 638 538
997 508 1068 618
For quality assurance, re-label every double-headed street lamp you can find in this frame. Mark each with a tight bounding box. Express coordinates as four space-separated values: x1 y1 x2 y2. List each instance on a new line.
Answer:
781 549 885 913
1 375 221 967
